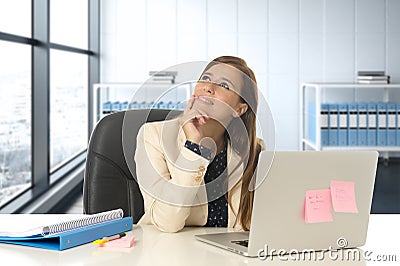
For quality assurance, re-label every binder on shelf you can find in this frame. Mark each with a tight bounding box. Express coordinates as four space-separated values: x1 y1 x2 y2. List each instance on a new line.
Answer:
158 101 166 109
121 101 129 111
377 102 387 146
320 103 329 146
347 102 358 146
338 103 348 146
111 101 121 112
129 101 139 109
167 101 175 109
147 101 155 109
397 103 400 146
139 101 147 108
0 209 132 251
387 102 397 146
102 101 112 114
367 102 377 146
328 103 339 146
307 103 316 144
357 102 367 146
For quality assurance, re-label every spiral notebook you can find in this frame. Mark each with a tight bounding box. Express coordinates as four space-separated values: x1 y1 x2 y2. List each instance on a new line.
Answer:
0 209 133 250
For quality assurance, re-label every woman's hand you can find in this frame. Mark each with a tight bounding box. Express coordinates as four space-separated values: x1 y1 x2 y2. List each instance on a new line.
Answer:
179 95 210 144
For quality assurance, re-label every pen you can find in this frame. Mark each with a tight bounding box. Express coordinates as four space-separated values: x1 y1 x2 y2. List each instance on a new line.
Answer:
92 232 127 245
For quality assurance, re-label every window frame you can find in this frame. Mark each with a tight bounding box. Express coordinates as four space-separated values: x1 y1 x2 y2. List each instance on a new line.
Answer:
0 0 99 212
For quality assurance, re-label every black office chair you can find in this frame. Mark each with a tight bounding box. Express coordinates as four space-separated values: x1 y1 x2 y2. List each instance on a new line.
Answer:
83 109 182 223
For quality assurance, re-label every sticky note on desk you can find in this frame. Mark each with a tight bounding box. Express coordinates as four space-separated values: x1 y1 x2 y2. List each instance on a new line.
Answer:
330 180 358 213
305 189 333 223
99 236 135 248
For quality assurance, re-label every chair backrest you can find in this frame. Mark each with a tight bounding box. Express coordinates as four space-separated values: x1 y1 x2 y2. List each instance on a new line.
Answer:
83 109 182 223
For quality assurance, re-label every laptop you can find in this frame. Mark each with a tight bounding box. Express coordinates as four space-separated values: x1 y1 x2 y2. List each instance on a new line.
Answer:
195 151 379 257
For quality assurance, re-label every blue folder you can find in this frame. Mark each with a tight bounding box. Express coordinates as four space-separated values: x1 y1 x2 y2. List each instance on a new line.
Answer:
139 101 147 108
347 102 358 146
387 102 396 146
129 101 139 109
102 101 112 114
338 103 348 146
328 103 339 146
357 102 367 146
121 101 129 111
377 102 387 146
0 217 132 251
397 103 400 146
320 103 329 146
167 101 175 109
367 102 377 146
111 101 121 112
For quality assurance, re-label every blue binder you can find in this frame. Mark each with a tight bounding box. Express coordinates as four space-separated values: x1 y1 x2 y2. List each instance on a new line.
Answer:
320 103 329 146
338 103 348 146
357 102 367 146
387 102 396 146
367 102 377 146
0 209 132 251
167 101 175 109
328 103 339 146
397 103 400 146
347 102 358 146
377 102 387 146
0 217 132 251
147 101 155 109
121 101 129 111
139 101 147 108
129 101 139 109
102 101 112 114
111 101 121 112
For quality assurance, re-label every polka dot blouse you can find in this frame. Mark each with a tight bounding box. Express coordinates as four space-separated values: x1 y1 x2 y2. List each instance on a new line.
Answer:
204 143 228 227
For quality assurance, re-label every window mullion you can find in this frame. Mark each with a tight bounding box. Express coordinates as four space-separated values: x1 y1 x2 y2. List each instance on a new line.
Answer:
32 0 50 190
88 0 100 135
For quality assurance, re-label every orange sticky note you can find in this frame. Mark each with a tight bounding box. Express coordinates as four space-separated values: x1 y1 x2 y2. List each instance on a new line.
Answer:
305 189 333 223
330 180 358 213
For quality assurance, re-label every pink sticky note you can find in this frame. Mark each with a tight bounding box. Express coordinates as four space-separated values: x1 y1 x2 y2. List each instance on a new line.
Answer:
305 189 333 223
99 236 135 248
330 180 358 213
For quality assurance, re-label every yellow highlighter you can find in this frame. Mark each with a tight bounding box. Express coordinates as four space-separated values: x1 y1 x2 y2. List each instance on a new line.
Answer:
92 232 127 245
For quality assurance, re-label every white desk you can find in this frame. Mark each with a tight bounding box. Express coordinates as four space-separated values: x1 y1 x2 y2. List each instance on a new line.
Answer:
0 214 398 266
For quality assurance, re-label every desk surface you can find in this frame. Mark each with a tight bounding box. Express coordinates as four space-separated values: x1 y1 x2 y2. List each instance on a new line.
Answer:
0 214 398 266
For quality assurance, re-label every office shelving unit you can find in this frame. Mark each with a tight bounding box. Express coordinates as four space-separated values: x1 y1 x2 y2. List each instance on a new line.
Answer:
93 82 193 127
300 82 400 158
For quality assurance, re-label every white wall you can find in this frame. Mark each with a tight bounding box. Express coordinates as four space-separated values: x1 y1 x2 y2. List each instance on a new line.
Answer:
100 0 400 150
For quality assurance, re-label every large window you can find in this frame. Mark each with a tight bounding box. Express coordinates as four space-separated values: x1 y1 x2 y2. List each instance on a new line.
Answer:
0 0 31 37
49 0 90 177
0 0 99 211
50 0 88 49
0 41 31 206
50 50 88 171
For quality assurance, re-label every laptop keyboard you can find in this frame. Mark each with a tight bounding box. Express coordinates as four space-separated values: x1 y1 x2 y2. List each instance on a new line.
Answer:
231 240 249 247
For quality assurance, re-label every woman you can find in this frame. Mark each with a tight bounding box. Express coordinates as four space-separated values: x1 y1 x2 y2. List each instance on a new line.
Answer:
135 56 264 233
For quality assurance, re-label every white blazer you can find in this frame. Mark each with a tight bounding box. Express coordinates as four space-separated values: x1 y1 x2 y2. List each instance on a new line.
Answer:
135 118 251 233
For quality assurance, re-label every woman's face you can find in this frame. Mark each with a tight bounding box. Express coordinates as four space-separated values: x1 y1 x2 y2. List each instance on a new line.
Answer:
191 63 248 126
